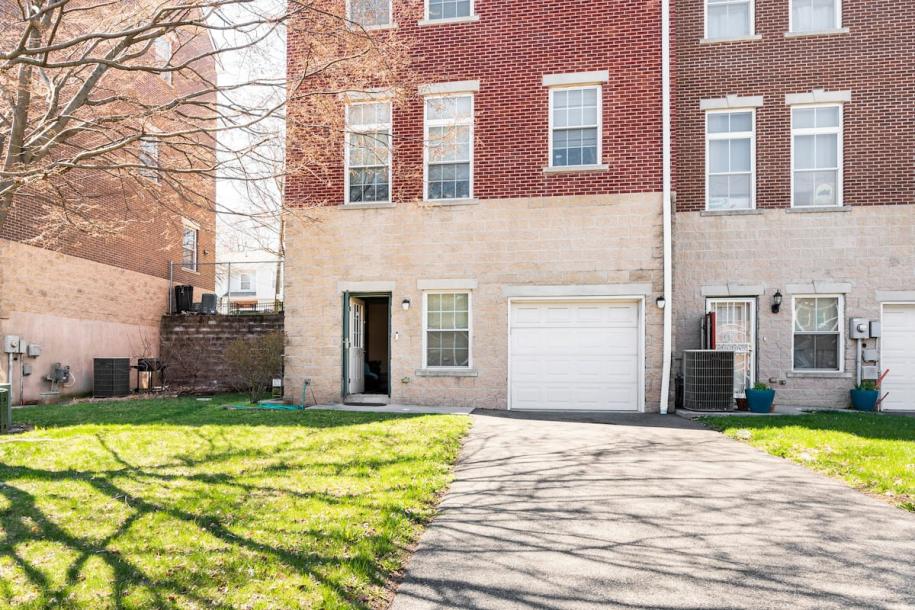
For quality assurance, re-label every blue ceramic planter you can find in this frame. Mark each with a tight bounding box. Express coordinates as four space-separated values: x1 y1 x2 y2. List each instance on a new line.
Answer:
850 389 879 412
745 389 775 413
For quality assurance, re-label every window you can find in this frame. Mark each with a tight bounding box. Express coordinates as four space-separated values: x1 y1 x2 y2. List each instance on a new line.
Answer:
791 0 840 33
424 292 471 368
345 101 392 204
549 86 601 168
424 94 473 200
793 296 843 371
706 110 754 210
154 36 172 85
182 223 198 271
138 137 159 182
706 0 753 39
792 105 842 207
239 272 254 292
426 0 472 21
348 0 392 28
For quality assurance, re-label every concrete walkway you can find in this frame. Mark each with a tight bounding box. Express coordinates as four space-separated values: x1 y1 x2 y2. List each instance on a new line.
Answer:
390 411 915 610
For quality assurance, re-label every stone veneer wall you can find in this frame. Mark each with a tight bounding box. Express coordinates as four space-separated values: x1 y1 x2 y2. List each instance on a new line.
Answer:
160 313 284 392
674 205 915 407
284 193 665 410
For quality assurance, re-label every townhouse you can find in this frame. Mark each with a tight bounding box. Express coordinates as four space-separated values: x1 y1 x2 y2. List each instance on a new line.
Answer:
674 0 915 409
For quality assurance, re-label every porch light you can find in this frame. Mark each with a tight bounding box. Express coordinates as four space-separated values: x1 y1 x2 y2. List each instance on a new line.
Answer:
771 290 783 314
401 298 411 311
656 296 666 310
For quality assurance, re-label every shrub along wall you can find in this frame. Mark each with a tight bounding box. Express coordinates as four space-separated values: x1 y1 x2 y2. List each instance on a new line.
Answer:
160 313 284 393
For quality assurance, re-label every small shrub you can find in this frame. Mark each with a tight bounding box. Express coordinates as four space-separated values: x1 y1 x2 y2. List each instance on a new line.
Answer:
224 332 284 403
752 382 770 391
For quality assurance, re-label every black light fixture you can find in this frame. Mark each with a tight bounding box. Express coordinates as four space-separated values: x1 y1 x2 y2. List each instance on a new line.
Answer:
401 298 411 311
656 296 667 310
771 290 783 314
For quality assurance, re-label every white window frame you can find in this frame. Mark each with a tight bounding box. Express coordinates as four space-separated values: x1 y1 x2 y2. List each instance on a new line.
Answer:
346 0 394 29
704 0 755 40
705 109 756 211
547 84 603 170
422 93 474 202
181 220 199 272
421 291 473 369
343 100 393 205
238 271 254 292
791 294 845 373
138 136 159 182
423 0 475 23
789 0 842 33
790 103 843 208
154 36 173 85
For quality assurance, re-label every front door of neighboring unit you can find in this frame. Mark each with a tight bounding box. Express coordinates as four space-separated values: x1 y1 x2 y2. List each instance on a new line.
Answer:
342 292 391 402
509 299 641 411
881 304 915 411
706 298 756 397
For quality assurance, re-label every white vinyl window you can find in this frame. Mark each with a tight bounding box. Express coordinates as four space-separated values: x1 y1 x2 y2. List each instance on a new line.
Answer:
423 292 471 368
706 110 755 210
793 296 843 371
549 86 601 168
426 0 472 21
345 101 392 204
791 104 842 208
706 0 753 39
348 0 392 28
239 272 254 292
154 36 172 85
791 0 841 33
138 137 159 182
424 94 473 200
182 222 198 272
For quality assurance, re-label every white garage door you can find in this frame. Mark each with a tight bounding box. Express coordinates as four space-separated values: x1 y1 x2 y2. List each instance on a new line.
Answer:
882 304 915 411
509 300 641 411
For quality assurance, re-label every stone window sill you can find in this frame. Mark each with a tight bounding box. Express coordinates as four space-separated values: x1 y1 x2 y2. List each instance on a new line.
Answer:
341 202 396 210
415 368 479 378
417 15 479 27
422 198 480 207
786 371 852 379
700 34 762 44
701 209 764 217
784 28 849 38
543 164 609 175
785 206 850 214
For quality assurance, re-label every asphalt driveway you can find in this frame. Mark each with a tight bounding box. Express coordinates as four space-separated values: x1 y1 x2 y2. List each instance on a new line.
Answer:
390 411 915 610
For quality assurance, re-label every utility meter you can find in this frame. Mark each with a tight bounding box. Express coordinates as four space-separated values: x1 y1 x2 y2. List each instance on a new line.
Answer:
849 318 869 339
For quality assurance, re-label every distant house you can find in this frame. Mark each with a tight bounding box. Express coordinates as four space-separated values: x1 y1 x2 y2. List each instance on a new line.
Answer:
215 250 284 313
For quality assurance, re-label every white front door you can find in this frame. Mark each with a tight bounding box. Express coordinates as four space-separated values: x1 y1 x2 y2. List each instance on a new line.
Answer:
348 297 365 395
706 298 756 397
881 304 915 411
509 299 642 411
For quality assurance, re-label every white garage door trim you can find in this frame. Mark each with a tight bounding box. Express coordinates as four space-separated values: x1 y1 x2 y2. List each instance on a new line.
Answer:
507 296 645 412
880 301 915 412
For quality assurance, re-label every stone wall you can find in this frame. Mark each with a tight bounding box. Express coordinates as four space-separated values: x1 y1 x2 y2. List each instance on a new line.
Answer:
159 313 284 393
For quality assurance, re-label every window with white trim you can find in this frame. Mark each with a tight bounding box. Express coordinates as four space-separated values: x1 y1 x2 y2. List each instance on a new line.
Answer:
139 137 159 182
791 0 840 33
239 272 254 292
426 0 472 21
348 0 392 28
793 296 842 371
549 86 601 168
424 292 471 368
706 110 754 210
182 222 198 271
154 36 172 85
706 0 753 39
791 104 842 207
424 94 473 200
345 101 392 204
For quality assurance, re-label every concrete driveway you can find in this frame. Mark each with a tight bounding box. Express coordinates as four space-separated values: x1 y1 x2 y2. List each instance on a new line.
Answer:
389 411 915 610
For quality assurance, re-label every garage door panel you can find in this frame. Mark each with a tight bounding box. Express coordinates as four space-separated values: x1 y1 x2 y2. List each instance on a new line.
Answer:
882 304 915 411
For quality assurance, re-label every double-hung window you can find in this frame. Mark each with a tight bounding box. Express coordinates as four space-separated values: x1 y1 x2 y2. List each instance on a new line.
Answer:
426 0 472 21
239 272 254 292
182 221 198 272
139 136 159 182
706 110 754 210
791 0 841 33
348 0 392 28
424 292 471 368
345 101 392 204
793 296 843 371
549 86 601 168
705 0 753 39
154 37 172 85
424 94 473 201
791 105 842 208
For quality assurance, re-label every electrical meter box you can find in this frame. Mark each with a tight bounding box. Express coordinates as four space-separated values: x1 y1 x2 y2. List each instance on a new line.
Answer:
26 344 41 357
861 366 880 381
862 348 880 363
849 318 869 339
3 336 20 354
869 321 881 338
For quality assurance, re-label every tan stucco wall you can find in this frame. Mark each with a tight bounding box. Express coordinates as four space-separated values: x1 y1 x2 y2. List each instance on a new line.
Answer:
284 193 665 410
0 239 170 402
674 205 915 407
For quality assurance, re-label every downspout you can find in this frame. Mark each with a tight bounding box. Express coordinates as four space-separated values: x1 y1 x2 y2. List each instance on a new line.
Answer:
659 0 673 414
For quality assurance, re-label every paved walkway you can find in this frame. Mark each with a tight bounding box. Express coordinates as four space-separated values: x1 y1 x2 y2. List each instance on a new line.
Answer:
390 411 915 610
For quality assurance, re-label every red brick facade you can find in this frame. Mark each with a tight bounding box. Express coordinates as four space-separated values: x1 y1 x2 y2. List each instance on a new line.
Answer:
675 0 915 212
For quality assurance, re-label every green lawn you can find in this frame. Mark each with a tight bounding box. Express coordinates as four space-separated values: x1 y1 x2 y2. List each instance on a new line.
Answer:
0 395 471 609
701 412 915 512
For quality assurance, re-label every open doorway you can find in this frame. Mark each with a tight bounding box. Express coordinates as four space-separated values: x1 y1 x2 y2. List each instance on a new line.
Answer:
343 293 390 404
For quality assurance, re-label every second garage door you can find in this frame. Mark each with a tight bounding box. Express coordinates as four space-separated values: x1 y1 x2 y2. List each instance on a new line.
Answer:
509 299 641 411
882 304 915 411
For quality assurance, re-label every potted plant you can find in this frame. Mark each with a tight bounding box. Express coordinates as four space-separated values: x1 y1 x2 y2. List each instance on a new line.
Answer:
745 382 775 414
850 381 879 412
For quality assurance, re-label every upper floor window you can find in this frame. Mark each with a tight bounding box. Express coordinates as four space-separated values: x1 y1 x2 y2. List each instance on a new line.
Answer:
239 272 254 292
791 105 842 208
706 110 754 210
138 136 159 182
427 0 472 21
791 0 841 33
705 0 753 39
154 36 172 85
424 94 474 200
182 221 198 272
345 101 392 204
348 0 392 28
549 86 601 168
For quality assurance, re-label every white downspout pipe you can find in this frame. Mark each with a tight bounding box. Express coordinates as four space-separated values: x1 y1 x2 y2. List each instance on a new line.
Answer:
659 0 673 414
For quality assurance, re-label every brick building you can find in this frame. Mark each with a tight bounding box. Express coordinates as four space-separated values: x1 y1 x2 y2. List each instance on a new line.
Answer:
674 0 915 409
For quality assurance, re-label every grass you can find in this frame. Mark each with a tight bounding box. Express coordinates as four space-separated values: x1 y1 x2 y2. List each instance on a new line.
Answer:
701 411 915 512
0 395 471 609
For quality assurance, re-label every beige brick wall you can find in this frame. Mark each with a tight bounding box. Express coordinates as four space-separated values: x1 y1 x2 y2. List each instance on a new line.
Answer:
284 193 665 411
674 205 915 407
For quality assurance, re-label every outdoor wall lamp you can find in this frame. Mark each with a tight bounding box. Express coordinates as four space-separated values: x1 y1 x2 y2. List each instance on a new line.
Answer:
771 290 783 314
656 296 667 310
401 298 411 311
